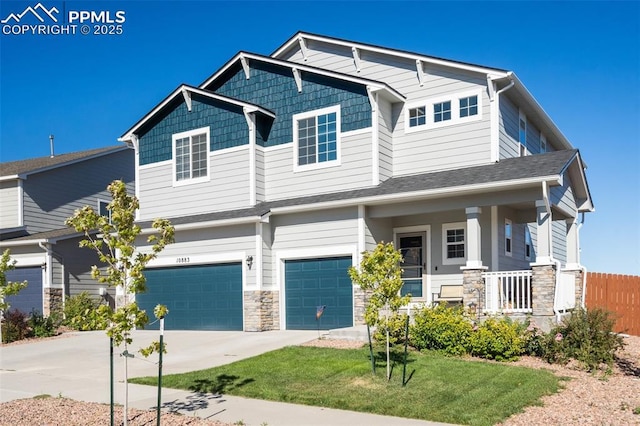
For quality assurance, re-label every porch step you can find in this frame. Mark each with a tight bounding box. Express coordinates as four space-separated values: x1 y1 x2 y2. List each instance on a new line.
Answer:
326 325 370 342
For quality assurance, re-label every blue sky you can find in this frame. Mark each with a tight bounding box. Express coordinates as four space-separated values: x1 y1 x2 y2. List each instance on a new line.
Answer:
1 1 638 275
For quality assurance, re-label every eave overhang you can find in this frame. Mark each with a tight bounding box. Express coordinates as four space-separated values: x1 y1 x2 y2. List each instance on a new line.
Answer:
199 51 405 104
271 32 509 78
119 85 276 142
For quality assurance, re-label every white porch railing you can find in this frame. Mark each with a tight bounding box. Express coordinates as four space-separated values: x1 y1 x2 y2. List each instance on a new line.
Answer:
482 270 532 314
555 271 577 313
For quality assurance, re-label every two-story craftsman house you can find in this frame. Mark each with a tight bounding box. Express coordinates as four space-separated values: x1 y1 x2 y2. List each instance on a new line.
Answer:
0 146 134 315
119 32 593 331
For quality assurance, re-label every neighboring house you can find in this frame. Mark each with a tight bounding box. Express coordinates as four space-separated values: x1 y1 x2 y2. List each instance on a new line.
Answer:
0 146 135 315
118 32 593 332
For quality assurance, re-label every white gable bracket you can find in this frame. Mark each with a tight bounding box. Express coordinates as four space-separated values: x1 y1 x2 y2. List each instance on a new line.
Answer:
352 47 361 73
292 68 302 93
366 86 377 112
416 60 425 86
240 55 250 80
181 88 192 112
298 37 309 61
129 134 139 151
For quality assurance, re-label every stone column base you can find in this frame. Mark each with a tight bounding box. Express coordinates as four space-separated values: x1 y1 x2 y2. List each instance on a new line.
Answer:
44 288 63 316
531 263 557 317
462 268 484 313
244 290 279 331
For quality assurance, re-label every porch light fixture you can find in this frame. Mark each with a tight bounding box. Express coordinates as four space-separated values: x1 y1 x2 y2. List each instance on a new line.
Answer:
246 255 253 269
468 301 478 316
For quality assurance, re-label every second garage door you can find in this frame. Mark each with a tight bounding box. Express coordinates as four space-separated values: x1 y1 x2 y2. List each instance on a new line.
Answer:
285 256 353 330
138 263 243 331
5 267 43 315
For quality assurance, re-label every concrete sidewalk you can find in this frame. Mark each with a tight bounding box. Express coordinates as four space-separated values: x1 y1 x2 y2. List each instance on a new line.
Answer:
0 331 453 425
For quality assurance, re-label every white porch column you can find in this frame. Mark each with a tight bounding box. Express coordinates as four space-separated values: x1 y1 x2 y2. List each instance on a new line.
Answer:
565 216 581 269
534 200 553 265
464 207 484 269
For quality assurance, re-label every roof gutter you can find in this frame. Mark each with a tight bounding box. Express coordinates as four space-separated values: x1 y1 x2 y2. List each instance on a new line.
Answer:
0 238 47 248
271 175 561 215
137 215 264 234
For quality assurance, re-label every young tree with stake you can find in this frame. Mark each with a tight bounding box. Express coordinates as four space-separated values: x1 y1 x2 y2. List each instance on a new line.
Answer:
66 180 174 425
348 242 409 381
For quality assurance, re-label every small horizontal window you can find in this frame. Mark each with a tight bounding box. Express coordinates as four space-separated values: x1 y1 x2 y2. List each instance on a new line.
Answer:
434 101 451 122
459 95 478 118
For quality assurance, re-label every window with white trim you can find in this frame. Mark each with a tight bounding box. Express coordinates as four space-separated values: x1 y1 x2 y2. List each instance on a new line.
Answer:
540 134 547 153
434 101 451 122
505 218 513 256
98 199 111 223
172 127 210 185
525 226 533 260
519 111 527 156
408 106 426 127
293 106 340 170
404 90 483 134
459 95 478 118
442 222 466 265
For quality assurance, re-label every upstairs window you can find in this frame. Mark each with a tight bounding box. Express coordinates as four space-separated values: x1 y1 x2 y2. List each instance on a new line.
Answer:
404 90 482 134
540 134 547 153
505 218 513 256
293 106 341 170
434 101 451 122
442 222 466 265
98 200 111 223
519 111 527 156
173 127 210 185
408 106 426 127
459 95 478 118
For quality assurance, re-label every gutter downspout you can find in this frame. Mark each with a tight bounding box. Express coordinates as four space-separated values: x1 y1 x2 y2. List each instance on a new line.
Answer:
578 212 587 308
488 72 515 162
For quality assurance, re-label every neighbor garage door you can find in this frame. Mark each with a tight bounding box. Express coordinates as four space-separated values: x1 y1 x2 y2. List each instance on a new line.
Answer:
285 257 353 330
5 267 43 314
138 263 243 331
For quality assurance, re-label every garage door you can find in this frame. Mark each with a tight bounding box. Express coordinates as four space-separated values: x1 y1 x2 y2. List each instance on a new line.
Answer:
5 267 43 314
138 263 243 331
285 257 353 330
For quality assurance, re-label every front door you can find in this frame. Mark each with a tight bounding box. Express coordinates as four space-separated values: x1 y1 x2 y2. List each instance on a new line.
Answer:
398 233 425 298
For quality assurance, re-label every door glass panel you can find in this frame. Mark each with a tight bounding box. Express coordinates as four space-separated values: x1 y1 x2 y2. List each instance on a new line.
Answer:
399 235 423 297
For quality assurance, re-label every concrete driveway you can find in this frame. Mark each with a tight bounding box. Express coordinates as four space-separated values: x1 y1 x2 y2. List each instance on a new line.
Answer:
0 330 448 426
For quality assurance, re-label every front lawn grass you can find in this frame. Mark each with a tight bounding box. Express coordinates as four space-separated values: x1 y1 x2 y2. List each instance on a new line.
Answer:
130 346 561 426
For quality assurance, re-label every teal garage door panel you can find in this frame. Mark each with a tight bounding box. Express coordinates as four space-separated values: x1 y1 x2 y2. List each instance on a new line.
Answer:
5 267 43 314
138 263 243 331
285 257 353 330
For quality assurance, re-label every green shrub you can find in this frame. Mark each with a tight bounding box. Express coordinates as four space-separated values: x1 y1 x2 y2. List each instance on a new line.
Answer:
469 316 524 361
372 313 409 345
63 292 110 331
410 304 473 356
542 307 624 371
2 309 30 343
28 309 59 338
520 318 546 357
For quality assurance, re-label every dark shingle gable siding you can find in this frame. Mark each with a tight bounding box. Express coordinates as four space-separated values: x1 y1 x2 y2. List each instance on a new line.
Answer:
138 96 247 165
213 61 371 147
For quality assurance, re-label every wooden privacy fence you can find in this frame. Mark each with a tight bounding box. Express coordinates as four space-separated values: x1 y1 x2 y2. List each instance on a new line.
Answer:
585 272 640 336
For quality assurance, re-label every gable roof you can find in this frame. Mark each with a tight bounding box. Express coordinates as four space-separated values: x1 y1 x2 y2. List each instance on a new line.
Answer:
198 51 405 103
272 31 575 151
271 31 509 76
0 146 129 180
136 150 592 230
120 84 276 141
